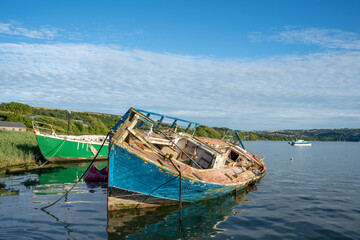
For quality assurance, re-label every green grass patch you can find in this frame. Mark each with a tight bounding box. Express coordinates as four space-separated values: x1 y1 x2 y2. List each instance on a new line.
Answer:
0 130 42 168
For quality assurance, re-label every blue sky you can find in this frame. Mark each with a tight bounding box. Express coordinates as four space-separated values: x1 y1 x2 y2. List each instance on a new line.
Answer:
0 0 359 130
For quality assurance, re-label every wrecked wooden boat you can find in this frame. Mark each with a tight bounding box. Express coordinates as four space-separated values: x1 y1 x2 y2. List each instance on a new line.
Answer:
108 108 266 210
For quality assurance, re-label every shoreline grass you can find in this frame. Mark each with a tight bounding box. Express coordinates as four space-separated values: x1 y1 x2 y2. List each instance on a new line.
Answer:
0 130 42 169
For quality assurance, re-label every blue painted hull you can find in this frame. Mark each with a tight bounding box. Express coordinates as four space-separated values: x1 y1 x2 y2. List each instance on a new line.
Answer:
108 144 242 203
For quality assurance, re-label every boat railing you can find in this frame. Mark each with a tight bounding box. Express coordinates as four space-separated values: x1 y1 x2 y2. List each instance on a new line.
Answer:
136 109 200 136
222 130 246 149
32 121 57 135
32 120 78 137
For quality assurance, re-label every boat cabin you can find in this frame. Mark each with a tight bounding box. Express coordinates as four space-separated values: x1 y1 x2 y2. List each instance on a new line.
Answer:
110 108 258 171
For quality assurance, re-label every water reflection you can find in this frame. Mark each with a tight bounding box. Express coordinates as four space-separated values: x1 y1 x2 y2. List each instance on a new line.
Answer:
35 162 258 239
107 185 257 240
41 207 73 237
0 172 38 195
1 161 259 239
33 162 108 195
2 142 359 239
38 162 108 185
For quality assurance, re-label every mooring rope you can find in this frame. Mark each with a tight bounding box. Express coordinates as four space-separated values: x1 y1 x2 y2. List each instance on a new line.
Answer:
40 132 110 210
135 154 183 209
48 140 66 160
37 139 66 168
135 175 178 209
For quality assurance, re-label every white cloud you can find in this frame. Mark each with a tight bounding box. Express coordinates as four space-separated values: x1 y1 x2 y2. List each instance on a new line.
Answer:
0 42 359 130
249 27 360 50
0 22 58 39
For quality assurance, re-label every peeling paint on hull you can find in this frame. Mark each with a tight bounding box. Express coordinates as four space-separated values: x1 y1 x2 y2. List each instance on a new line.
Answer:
108 108 266 210
108 144 263 210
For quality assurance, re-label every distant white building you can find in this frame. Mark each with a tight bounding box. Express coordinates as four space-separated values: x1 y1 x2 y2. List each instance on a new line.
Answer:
0 121 27 132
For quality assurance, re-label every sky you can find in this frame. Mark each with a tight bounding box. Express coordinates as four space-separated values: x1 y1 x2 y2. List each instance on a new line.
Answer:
0 0 359 130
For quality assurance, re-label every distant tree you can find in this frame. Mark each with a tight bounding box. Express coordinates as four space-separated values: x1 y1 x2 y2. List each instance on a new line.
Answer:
73 121 85 133
195 125 223 139
3 102 32 116
84 116 109 134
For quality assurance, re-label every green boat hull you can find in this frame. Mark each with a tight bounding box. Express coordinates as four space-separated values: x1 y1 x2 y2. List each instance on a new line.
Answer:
35 134 109 162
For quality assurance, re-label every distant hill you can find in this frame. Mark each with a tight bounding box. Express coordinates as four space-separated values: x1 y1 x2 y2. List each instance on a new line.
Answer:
250 129 360 142
194 126 360 142
0 102 359 141
0 102 120 135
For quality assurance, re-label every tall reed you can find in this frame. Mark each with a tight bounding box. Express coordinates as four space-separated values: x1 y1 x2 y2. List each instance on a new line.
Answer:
0 130 41 168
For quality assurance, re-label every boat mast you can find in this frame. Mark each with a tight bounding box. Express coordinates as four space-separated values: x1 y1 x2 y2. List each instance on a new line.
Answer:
67 110 71 135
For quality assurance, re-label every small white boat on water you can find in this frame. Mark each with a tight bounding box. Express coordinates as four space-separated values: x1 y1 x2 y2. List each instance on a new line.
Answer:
289 139 312 146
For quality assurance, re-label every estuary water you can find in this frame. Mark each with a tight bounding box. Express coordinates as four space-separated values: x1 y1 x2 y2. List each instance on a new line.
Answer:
0 141 359 239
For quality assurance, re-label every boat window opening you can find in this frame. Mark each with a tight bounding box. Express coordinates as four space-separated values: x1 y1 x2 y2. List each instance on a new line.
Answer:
175 138 215 169
229 151 239 161
153 144 163 150
225 150 242 167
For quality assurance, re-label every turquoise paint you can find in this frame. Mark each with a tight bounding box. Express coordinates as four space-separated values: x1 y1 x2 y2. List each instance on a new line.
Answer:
108 144 239 202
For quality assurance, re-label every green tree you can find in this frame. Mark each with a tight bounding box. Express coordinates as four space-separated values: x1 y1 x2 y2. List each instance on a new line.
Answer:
84 116 109 134
3 102 32 116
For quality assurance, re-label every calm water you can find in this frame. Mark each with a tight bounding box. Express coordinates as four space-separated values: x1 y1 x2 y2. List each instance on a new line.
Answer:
0 141 359 239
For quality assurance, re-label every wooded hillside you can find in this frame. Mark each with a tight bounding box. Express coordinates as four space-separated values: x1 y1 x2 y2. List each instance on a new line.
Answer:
1 102 359 141
0 102 120 135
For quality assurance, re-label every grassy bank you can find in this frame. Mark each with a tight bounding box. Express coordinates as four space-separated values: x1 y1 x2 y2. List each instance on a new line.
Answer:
0 130 41 169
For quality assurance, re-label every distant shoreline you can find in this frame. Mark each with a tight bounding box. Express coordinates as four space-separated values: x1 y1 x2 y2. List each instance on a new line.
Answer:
1 102 359 145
